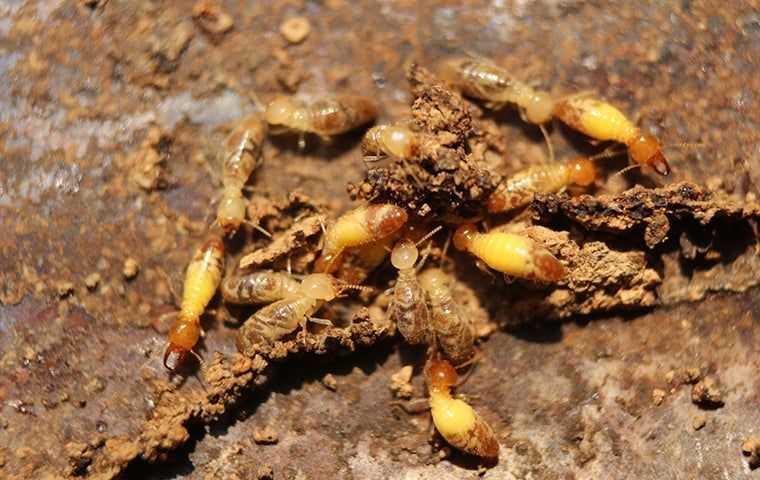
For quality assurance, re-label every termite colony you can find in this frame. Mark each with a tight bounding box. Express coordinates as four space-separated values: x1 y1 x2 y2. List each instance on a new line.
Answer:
158 54 684 465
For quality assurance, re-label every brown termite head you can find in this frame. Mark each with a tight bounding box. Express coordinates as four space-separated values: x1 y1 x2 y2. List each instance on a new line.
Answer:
453 223 478 251
163 321 201 370
217 196 247 234
629 134 670 176
427 357 458 392
566 157 597 186
362 125 419 159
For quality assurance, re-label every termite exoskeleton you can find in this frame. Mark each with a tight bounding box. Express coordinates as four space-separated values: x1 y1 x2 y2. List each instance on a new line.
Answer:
386 228 439 345
453 223 564 282
221 270 300 305
438 56 556 161
553 95 670 175
418 268 474 365
427 357 499 460
485 154 605 214
235 273 367 347
265 95 379 146
315 203 408 274
163 236 225 370
361 124 420 160
216 115 269 235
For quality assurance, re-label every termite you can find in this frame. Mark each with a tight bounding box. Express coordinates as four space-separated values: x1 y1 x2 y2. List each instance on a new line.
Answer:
485 150 623 214
235 273 368 346
553 95 670 175
361 124 420 160
221 270 300 305
426 357 499 460
265 95 379 146
216 115 269 235
418 268 474 365
163 236 225 370
438 56 556 161
453 223 564 282
387 227 441 345
315 203 408 274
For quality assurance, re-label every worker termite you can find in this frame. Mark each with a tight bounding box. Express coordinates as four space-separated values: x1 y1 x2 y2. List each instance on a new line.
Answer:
163 236 225 370
485 150 623 214
235 273 369 347
426 357 500 460
361 124 420 160
221 270 300 305
315 203 408 274
216 115 270 235
453 223 564 282
418 268 474 365
553 95 671 175
387 227 441 345
265 95 379 147
438 56 556 161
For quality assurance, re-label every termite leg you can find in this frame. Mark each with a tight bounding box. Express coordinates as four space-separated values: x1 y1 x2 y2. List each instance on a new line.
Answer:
538 123 554 164
392 398 431 415
244 220 272 238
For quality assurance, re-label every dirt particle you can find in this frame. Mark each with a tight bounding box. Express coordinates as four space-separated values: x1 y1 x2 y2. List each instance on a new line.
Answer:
256 465 275 480
84 377 106 395
321 373 338 391
691 376 724 408
253 425 279 445
56 280 75 297
84 273 101 290
691 413 707 431
280 17 311 44
192 0 234 38
665 367 702 386
123 258 140 280
389 365 414 399
742 437 760 469
652 388 666 406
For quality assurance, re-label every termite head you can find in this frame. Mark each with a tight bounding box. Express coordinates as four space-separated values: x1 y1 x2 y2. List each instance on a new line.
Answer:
453 223 478 251
299 273 340 301
566 157 597 187
485 192 507 214
629 134 669 176
418 267 447 292
164 320 201 370
368 204 409 238
198 236 225 259
265 96 309 131
217 196 246 234
383 126 418 158
390 239 418 270
427 358 458 392
534 249 565 282
524 90 554 124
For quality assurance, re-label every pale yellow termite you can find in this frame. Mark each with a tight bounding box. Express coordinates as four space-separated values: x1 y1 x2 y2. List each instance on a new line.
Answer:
235 273 367 346
485 155 598 214
553 95 670 175
163 236 225 370
315 203 408 274
221 270 300 305
265 95 379 143
453 223 564 282
361 124 420 160
216 115 269 235
418 268 474 365
427 358 499 460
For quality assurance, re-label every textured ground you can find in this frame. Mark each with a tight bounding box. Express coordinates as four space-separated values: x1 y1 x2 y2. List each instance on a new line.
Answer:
1 1 759 479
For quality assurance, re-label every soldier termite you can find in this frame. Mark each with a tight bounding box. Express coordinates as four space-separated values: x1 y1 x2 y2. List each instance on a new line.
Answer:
315 203 408 274
235 273 370 348
216 115 270 236
418 268 475 366
221 270 300 305
387 226 442 346
426 357 499 460
553 95 671 175
361 124 420 160
163 236 225 370
485 149 624 214
437 56 556 162
265 95 379 147
453 223 564 282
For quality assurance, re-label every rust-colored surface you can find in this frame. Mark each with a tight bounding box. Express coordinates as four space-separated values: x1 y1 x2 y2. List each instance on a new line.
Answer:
1 1 760 479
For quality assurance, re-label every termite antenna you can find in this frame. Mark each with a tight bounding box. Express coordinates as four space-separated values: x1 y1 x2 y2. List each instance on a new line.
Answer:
538 123 554 164
337 282 375 294
588 146 627 161
414 225 443 247
613 163 644 178
245 220 272 238
663 141 704 151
